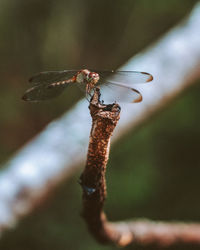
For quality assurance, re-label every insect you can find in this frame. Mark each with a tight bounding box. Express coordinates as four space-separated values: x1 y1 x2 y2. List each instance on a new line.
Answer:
22 69 153 103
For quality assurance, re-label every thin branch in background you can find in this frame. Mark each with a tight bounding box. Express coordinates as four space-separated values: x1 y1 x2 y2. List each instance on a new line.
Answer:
0 3 200 235
80 89 200 248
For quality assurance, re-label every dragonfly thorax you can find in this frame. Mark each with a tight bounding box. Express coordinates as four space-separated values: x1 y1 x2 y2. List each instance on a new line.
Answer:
76 69 100 86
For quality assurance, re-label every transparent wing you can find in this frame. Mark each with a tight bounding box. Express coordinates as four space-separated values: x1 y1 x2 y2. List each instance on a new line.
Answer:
94 70 153 86
22 82 69 102
29 70 77 86
99 82 142 104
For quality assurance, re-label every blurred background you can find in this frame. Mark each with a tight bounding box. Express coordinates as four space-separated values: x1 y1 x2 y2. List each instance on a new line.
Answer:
0 0 200 249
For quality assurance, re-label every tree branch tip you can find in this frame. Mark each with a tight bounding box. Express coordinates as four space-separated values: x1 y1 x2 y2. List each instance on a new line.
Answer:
90 87 121 111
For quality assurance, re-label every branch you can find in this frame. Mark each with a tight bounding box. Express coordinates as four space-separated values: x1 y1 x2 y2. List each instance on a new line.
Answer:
80 89 200 248
0 3 200 235
107 220 200 247
79 88 121 244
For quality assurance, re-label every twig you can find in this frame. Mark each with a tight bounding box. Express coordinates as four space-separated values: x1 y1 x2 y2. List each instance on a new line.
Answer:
79 88 121 244
80 89 200 248
108 220 200 247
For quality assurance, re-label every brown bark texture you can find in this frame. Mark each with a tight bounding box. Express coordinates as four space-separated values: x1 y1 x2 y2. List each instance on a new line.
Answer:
79 88 121 244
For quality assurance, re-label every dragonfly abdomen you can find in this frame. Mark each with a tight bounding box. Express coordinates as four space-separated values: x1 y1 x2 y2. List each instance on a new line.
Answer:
48 78 74 88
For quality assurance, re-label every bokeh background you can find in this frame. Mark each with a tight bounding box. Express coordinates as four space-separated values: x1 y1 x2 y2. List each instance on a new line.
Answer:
0 0 200 249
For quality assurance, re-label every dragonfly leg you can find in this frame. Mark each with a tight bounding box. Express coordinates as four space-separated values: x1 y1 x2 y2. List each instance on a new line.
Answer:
85 94 90 102
85 92 93 102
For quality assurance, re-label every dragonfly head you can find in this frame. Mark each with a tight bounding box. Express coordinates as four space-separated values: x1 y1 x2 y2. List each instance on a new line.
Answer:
87 71 100 85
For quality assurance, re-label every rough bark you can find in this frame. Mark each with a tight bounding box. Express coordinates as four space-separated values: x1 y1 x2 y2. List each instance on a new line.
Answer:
80 88 120 244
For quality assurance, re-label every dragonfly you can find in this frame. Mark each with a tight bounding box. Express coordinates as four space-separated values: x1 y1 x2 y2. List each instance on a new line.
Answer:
22 69 153 103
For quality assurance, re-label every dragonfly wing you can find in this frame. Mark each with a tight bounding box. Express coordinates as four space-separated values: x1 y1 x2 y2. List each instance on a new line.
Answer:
22 82 69 101
29 70 77 86
98 82 142 104
94 70 153 86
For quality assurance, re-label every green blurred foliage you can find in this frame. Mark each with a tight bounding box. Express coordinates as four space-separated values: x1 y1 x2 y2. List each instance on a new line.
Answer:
0 0 199 249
